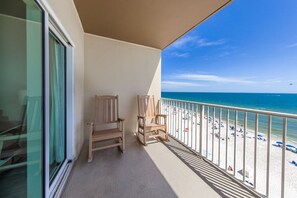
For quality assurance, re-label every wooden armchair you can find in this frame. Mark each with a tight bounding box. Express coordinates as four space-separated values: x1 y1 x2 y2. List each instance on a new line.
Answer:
87 95 125 162
137 95 168 145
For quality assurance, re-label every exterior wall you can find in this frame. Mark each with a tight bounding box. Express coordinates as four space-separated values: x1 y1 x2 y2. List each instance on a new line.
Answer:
47 0 85 157
84 34 161 137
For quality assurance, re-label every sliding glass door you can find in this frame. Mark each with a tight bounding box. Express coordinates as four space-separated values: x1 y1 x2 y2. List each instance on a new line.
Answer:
49 31 67 183
1 0 73 197
0 0 43 197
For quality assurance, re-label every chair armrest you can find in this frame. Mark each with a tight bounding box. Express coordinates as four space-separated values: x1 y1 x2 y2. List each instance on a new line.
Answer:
87 122 94 126
87 122 94 136
137 115 145 119
156 114 167 124
118 118 125 122
117 118 125 131
156 114 167 118
137 116 146 128
0 125 22 135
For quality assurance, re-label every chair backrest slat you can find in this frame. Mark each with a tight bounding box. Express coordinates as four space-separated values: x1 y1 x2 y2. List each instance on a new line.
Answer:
95 95 119 124
137 95 156 118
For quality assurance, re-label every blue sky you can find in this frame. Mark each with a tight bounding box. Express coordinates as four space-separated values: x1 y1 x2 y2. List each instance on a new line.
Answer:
162 0 297 93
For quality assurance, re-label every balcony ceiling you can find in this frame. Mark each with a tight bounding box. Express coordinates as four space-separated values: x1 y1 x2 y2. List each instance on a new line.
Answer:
74 0 231 49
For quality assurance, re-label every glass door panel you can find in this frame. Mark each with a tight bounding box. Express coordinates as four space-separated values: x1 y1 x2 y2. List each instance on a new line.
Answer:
0 0 43 197
49 31 66 183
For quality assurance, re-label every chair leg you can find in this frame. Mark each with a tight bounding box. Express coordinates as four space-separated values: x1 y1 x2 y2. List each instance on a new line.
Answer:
122 136 125 152
165 129 169 141
143 130 147 146
88 139 93 162
119 137 125 153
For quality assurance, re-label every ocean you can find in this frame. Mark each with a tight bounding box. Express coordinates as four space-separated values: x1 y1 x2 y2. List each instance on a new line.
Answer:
162 92 297 143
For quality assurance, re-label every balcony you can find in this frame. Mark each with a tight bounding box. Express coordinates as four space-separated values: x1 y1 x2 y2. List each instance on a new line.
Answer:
62 132 259 198
2 1 295 198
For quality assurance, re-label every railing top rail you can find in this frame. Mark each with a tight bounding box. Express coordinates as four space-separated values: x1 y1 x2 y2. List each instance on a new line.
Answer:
161 97 297 119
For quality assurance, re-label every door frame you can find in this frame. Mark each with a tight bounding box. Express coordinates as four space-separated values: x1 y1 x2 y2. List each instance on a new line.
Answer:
35 0 76 197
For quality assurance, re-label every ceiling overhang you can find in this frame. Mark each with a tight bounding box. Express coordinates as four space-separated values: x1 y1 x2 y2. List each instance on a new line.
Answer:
74 0 232 49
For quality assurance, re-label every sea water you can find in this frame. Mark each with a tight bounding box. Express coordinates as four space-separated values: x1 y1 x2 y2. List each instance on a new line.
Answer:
162 92 297 143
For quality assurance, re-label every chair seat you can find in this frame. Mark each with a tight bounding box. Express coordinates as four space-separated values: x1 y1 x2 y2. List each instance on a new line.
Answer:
144 123 166 131
92 128 123 142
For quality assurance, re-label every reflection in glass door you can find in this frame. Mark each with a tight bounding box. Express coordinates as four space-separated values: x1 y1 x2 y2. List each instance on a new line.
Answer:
0 0 43 197
49 31 66 183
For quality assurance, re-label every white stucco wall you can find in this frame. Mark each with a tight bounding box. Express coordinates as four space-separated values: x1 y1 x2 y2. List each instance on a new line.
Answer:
84 34 161 137
47 0 85 157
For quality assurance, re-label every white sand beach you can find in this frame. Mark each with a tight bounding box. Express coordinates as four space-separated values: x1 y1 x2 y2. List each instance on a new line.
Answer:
165 107 297 198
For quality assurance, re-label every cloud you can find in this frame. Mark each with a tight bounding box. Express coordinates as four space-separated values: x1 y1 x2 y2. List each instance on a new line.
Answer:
286 42 297 48
169 52 190 58
176 74 255 84
196 38 225 47
170 36 197 49
169 35 225 50
162 81 204 87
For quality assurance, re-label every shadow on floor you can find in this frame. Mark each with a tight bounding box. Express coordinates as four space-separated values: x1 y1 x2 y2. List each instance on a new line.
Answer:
163 137 261 198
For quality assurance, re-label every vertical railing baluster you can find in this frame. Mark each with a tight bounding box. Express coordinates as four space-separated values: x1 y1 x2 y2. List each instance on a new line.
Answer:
178 102 181 141
243 112 247 182
281 118 287 198
212 107 216 162
266 115 272 197
187 103 190 146
168 100 170 135
191 103 194 148
218 108 222 166
234 110 238 176
174 101 177 138
195 104 198 152
206 106 209 159
254 113 258 189
225 109 229 170
170 100 175 135
200 104 204 157
182 102 186 144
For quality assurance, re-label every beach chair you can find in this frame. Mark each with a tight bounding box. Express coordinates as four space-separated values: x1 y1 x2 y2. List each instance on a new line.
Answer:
137 95 168 145
87 95 125 162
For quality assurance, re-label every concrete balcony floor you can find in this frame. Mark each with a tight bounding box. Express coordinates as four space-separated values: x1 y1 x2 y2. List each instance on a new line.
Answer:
61 133 259 198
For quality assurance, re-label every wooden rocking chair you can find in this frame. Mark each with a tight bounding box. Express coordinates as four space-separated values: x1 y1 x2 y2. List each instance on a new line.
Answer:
87 95 125 162
137 95 168 145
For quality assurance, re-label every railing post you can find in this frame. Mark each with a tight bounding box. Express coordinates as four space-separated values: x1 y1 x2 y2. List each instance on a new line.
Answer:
200 104 204 157
254 113 258 189
195 104 198 151
183 102 186 144
218 108 222 166
243 112 247 182
178 102 181 140
187 103 190 146
225 109 229 170
266 115 272 197
281 118 287 198
234 110 238 176
191 103 194 148
206 106 209 159
212 108 216 162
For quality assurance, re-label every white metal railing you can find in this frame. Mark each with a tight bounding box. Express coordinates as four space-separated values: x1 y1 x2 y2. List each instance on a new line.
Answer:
160 98 297 198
